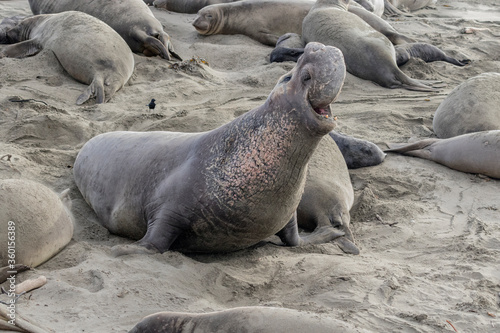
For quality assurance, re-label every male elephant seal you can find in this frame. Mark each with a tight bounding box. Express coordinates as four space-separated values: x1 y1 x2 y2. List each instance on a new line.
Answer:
128 307 359 333
302 0 437 91
193 0 414 47
29 0 181 60
433 72 500 139
385 130 500 179
298 135 359 255
74 42 347 255
0 179 74 268
1 12 134 104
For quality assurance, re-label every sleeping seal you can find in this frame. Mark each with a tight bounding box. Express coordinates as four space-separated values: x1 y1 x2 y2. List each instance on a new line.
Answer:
385 131 500 179
1 12 134 104
29 0 181 60
74 42 347 255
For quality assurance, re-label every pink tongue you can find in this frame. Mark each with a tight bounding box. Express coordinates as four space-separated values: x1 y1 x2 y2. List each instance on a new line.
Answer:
315 107 328 115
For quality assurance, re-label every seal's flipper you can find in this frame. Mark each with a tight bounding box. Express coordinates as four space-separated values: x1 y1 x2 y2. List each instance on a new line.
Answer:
383 0 413 17
276 214 302 246
158 32 182 61
76 77 105 105
385 139 439 159
270 47 304 63
335 237 360 255
0 40 42 58
300 226 345 245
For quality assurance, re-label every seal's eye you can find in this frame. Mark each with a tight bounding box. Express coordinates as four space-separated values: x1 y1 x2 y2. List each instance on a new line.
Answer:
206 14 213 19
302 72 311 82
282 75 292 83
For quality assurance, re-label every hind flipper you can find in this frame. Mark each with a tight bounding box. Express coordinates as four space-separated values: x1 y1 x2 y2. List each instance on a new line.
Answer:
384 0 413 17
0 40 42 58
76 77 105 105
335 237 360 255
385 139 439 159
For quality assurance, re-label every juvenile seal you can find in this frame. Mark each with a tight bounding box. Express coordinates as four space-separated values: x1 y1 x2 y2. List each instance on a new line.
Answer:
193 0 415 47
433 72 500 139
298 135 359 255
1 12 134 105
0 179 74 268
29 0 181 60
385 130 500 179
128 307 359 333
329 131 386 169
74 42 347 255
302 0 436 91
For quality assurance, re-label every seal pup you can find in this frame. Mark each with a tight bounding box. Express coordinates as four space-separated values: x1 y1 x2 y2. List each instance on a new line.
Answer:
128 307 359 333
28 0 181 60
0 179 74 268
1 12 134 105
298 135 359 255
385 130 500 179
302 0 437 91
329 131 386 169
74 42 347 255
433 72 500 139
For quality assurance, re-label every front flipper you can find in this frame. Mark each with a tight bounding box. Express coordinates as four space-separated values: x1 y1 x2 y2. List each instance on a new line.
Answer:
76 77 105 105
276 214 345 247
335 237 360 255
157 32 182 61
0 39 42 58
135 30 182 61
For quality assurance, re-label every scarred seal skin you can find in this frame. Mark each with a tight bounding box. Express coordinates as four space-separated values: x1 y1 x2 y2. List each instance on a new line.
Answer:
0 179 74 269
1 12 134 104
385 130 500 179
128 306 360 333
28 0 181 60
74 42 347 255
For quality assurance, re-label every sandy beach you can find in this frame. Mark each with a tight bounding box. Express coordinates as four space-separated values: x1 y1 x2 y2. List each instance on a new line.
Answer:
0 0 499 332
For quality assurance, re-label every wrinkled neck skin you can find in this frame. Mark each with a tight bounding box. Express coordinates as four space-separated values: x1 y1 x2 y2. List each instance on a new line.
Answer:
6 15 48 42
201 86 325 215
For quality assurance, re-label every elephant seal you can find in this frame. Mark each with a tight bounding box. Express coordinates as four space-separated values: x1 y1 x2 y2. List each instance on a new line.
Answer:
298 135 359 255
329 131 386 169
0 179 74 268
385 131 500 179
128 307 359 333
193 0 415 47
0 265 30 284
0 15 25 44
354 0 384 16
28 0 181 60
1 12 134 105
433 72 500 139
154 0 238 13
386 0 433 12
302 0 436 91
74 42 347 255
395 43 470 67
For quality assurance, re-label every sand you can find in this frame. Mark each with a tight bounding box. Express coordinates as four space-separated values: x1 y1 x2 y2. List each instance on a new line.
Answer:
0 0 499 332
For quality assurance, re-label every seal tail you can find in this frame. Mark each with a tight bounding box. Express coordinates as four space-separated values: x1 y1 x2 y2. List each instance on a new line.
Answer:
385 139 440 159
76 77 105 105
394 70 440 92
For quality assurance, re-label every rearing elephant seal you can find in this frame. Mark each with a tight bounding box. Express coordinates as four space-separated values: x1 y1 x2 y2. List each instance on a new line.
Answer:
1 12 134 104
74 42 347 255
302 0 436 91
433 72 500 139
29 0 181 60
0 179 74 268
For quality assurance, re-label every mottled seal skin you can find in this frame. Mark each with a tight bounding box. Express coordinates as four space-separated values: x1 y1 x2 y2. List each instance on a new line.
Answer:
128 307 359 333
329 131 386 169
74 43 347 255
193 0 414 47
302 0 436 92
385 131 500 179
0 179 74 268
1 12 134 104
29 0 181 60
298 135 359 255
433 72 500 139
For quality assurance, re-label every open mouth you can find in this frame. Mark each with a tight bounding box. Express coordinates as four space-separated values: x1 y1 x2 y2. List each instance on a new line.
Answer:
312 103 334 121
